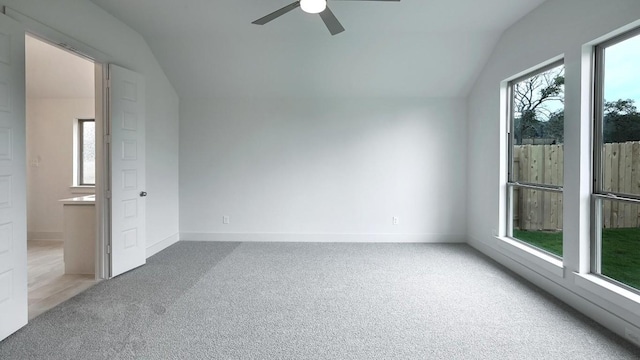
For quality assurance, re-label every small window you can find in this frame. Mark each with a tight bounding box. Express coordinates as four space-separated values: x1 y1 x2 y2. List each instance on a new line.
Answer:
78 119 95 186
593 28 640 292
507 61 565 257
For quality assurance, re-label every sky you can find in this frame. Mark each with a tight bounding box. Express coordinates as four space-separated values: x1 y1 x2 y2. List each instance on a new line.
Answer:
516 33 640 121
604 34 640 106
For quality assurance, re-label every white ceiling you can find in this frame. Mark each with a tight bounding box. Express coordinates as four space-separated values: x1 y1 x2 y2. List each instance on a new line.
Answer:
89 0 546 99
26 35 95 99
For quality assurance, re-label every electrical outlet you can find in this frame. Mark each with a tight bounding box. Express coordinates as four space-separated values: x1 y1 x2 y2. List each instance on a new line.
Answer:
223 216 230 224
392 216 399 225
626 327 640 346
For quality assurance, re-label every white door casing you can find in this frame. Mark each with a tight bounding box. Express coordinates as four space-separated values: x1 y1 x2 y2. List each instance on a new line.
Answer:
0 13 27 341
109 64 146 277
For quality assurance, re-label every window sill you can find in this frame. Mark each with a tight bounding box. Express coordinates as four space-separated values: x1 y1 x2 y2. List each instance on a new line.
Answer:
495 236 565 279
69 186 95 195
574 273 640 315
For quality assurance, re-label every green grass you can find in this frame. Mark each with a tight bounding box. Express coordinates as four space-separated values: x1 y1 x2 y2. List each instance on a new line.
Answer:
513 228 640 290
513 229 563 256
600 228 640 290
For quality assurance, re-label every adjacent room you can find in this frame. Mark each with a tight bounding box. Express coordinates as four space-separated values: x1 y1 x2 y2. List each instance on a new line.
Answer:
1 0 640 358
25 34 98 319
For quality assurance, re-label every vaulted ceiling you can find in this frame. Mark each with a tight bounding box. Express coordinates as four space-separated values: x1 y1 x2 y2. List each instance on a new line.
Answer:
26 35 94 99
89 0 546 99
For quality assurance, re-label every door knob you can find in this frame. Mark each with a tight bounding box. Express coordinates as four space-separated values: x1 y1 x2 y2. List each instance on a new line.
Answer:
140 191 147 197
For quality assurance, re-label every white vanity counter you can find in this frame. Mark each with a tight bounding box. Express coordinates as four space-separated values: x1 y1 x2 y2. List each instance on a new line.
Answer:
59 194 95 205
59 194 96 275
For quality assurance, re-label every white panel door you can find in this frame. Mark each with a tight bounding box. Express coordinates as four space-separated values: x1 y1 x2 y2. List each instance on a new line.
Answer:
0 14 27 341
109 64 146 277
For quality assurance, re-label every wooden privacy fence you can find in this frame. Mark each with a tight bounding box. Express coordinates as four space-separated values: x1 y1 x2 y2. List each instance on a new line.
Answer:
514 142 640 231
513 144 564 231
601 142 640 229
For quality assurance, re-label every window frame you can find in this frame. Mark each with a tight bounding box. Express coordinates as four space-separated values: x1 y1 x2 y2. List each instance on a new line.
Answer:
591 26 640 294
506 59 565 257
77 118 96 186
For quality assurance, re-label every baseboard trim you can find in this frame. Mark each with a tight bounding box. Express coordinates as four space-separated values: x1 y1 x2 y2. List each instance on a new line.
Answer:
179 232 466 243
28 231 63 241
146 233 180 258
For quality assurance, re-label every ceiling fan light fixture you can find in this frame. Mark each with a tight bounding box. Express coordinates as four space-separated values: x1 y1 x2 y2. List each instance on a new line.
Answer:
300 0 327 14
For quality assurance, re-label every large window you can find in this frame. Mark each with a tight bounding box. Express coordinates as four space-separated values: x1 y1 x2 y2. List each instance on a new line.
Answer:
78 119 96 186
593 29 640 292
507 61 565 257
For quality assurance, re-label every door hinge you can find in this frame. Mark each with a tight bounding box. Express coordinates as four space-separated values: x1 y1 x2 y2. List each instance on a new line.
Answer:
106 244 111 254
106 190 112 199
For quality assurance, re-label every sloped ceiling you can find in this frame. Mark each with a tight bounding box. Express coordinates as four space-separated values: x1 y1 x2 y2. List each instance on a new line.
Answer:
90 0 546 98
26 35 94 99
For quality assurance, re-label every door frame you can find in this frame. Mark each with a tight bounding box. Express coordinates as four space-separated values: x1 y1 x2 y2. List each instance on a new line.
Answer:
5 7 112 280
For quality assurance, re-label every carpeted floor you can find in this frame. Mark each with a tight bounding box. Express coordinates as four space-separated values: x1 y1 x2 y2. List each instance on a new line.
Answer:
0 242 639 359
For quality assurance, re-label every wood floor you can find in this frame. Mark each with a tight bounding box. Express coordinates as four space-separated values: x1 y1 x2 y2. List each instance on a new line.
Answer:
28 240 97 319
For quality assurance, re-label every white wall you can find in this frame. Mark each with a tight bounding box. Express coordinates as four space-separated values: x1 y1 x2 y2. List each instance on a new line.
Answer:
467 0 640 342
26 99 94 239
180 97 467 242
4 0 181 253
25 35 95 241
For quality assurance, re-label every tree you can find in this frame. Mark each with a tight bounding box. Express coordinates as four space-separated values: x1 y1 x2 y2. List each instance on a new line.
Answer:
603 99 640 143
512 66 565 144
511 66 640 145
544 110 564 143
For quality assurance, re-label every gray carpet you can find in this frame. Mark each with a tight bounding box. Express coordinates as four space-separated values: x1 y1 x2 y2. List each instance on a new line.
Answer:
1 242 639 359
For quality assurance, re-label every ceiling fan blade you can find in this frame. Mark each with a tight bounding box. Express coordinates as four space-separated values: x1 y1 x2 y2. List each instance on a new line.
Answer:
319 6 345 35
252 2 301 25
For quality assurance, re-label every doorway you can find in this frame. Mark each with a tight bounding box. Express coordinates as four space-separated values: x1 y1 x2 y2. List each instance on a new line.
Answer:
25 34 98 319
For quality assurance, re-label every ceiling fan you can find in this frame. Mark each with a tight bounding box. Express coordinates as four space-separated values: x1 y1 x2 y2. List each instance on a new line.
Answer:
252 0 400 36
